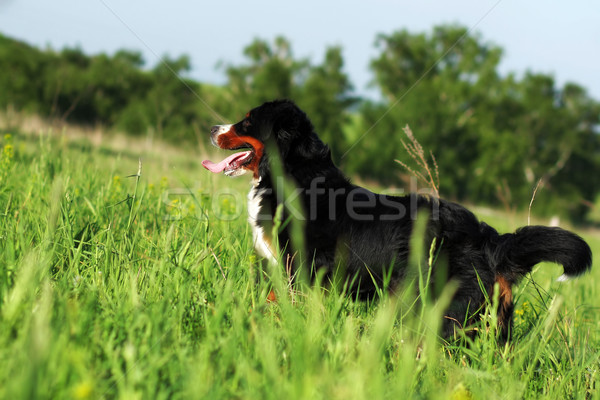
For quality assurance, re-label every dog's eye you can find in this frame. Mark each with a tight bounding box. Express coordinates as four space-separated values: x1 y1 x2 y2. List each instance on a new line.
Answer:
243 119 251 129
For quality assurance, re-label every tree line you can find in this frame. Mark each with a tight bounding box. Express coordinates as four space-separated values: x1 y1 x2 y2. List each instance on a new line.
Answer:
1 26 599 223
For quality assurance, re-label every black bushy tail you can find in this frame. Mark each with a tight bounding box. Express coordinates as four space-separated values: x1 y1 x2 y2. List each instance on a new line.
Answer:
493 225 592 281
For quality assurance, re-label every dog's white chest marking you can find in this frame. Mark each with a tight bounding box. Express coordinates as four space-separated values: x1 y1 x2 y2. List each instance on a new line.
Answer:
248 181 277 264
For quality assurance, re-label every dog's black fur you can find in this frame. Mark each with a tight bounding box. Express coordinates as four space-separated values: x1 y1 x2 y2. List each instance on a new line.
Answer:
205 99 592 340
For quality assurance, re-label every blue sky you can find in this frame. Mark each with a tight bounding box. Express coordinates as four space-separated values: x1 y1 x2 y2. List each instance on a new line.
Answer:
1 0 599 100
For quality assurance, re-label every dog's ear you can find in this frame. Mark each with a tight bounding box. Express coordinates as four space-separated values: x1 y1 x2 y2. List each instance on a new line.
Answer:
270 102 312 158
291 132 331 161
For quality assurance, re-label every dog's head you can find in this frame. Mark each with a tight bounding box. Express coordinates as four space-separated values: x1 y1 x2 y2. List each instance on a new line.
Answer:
202 99 330 180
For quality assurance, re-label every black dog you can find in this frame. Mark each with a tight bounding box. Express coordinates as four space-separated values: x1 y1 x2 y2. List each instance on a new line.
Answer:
203 99 592 340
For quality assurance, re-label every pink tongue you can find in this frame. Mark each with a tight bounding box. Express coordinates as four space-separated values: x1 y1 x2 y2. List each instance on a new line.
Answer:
202 151 252 173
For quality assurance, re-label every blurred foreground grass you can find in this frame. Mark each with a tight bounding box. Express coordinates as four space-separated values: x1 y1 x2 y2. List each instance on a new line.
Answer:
0 130 598 399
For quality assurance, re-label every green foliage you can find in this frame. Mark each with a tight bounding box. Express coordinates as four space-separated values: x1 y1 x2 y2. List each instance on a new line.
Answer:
353 26 600 221
1 26 599 221
0 34 223 143
222 37 356 161
0 131 598 399
223 36 304 107
299 46 357 161
0 35 47 112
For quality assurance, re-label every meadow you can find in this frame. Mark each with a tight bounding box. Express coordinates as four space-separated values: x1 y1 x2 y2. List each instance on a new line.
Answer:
0 127 598 399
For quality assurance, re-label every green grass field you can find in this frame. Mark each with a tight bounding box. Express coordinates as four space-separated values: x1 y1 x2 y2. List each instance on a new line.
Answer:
0 129 598 399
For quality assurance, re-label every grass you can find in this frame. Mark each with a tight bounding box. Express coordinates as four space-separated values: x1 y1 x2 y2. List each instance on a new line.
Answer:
0 129 599 399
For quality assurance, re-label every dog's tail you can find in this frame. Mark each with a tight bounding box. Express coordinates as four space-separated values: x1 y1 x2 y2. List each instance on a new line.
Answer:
491 225 592 281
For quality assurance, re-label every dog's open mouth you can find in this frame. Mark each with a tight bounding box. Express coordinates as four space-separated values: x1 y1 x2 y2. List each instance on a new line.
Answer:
202 150 254 176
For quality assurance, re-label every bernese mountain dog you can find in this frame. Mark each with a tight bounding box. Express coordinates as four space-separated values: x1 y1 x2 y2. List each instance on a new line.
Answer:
202 99 592 340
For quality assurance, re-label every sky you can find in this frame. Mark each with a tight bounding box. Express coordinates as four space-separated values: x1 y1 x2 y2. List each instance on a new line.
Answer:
1 0 599 101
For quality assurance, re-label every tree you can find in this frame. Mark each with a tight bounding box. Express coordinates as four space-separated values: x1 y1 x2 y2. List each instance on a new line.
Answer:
0 34 48 112
222 37 308 118
357 26 504 196
357 25 600 221
297 46 356 161
222 37 356 161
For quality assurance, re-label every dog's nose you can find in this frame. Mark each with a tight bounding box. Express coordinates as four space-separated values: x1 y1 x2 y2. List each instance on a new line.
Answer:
210 125 220 136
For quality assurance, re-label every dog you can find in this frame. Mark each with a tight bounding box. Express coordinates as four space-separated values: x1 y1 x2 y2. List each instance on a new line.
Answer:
202 99 592 340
